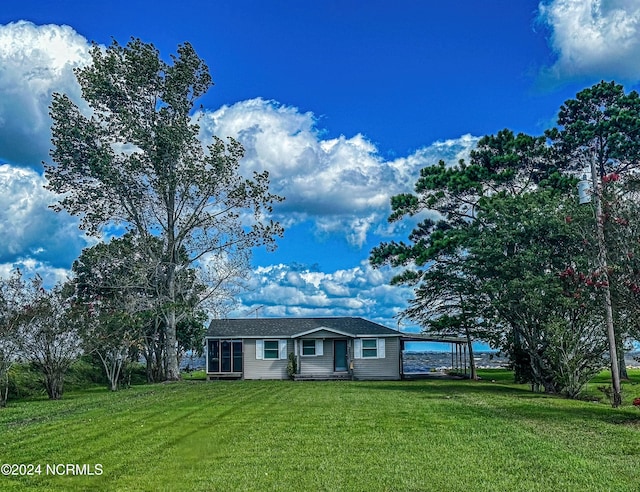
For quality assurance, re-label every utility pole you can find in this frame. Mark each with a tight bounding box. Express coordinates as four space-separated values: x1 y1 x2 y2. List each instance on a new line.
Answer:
589 156 622 407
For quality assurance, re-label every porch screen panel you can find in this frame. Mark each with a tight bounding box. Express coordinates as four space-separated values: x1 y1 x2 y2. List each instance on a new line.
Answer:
208 340 219 372
221 341 232 372
233 341 243 372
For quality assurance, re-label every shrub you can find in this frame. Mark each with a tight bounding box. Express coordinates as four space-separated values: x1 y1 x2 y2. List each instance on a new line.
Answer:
287 352 297 379
7 363 45 400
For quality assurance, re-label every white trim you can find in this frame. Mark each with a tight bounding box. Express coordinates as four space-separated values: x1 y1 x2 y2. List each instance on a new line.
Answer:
256 339 264 360
378 338 385 358
205 333 401 340
291 326 354 338
279 339 287 360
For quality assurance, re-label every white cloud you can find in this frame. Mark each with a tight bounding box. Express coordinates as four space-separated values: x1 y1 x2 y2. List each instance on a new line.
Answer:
198 99 478 246
0 164 89 267
0 21 92 167
233 261 413 328
0 20 480 250
539 0 640 81
0 259 70 288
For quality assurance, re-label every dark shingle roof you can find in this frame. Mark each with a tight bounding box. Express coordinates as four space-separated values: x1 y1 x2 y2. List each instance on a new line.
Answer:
206 317 401 338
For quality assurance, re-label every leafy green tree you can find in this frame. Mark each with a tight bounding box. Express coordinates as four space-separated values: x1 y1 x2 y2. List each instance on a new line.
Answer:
371 127 606 395
400 258 484 380
468 191 605 395
546 80 640 176
372 130 557 363
46 39 283 380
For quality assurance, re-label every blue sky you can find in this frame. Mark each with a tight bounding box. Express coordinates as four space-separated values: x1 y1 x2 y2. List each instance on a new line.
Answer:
1 0 640 344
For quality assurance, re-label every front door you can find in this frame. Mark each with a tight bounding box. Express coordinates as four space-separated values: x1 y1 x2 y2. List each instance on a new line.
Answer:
334 340 348 372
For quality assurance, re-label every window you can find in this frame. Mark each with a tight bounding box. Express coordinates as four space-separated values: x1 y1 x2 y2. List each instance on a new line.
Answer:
354 338 385 359
362 339 378 358
264 340 279 359
302 340 316 356
256 339 287 360
300 339 323 357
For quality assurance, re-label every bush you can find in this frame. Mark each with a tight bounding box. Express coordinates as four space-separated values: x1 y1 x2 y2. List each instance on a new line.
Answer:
122 362 147 387
287 352 297 379
64 355 109 391
7 363 45 400
5 355 148 402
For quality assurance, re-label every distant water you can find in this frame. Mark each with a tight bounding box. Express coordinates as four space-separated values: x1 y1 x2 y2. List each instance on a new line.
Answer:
181 355 205 370
403 351 508 373
403 350 640 373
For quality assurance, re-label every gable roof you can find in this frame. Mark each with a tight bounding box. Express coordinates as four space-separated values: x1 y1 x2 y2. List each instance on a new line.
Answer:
206 317 401 339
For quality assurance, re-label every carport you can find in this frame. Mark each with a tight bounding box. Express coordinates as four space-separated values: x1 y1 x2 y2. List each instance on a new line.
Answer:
400 334 473 379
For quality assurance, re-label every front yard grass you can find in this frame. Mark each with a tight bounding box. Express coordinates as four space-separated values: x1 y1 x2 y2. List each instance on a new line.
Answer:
1 370 639 491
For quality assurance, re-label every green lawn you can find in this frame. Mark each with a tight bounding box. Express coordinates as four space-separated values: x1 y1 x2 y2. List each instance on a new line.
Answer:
1 371 640 491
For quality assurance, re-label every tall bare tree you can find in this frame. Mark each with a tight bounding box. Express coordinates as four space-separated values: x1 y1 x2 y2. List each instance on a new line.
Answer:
46 39 283 380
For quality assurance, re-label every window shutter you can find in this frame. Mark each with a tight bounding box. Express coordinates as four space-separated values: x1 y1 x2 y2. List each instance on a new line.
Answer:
279 339 287 359
354 339 362 359
378 338 385 358
315 339 323 356
256 339 264 360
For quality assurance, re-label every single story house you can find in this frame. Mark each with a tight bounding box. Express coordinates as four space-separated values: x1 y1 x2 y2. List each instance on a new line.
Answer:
204 317 403 380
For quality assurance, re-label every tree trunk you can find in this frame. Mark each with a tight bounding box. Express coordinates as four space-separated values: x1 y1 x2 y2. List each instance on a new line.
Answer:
145 347 154 383
590 157 622 407
164 209 180 381
44 369 64 400
465 327 477 380
619 349 629 380
165 309 180 381
0 371 8 408
144 319 164 382
98 352 117 391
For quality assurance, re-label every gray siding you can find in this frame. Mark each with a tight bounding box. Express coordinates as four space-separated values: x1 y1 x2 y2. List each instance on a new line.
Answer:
352 337 401 380
240 336 400 380
298 339 336 376
242 339 292 380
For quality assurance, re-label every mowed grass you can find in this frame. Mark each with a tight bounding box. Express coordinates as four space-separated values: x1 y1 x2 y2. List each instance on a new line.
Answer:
1 371 640 491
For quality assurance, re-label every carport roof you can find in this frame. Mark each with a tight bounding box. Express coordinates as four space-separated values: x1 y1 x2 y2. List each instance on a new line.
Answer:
400 333 467 344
